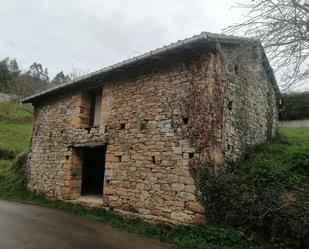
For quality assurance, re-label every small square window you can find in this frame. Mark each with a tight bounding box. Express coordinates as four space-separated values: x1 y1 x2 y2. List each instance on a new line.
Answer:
227 101 233 111
140 119 148 130
182 116 189 125
116 155 122 162
234 65 239 75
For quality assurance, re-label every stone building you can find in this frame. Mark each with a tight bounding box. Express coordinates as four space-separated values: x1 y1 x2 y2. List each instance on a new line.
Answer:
22 32 280 224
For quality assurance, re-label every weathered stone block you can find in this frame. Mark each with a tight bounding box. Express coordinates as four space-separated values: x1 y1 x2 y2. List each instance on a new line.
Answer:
194 213 207 224
167 174 179 183
184 185 196 193
68 180 81 188
171 212 193 223
104 186 115 195
179 176 194 185
123 180 131 189
150 209 162 216
106 153 115 162
173 147 182 155
171 183 185 192
185 202 205 213
177 192 196 201
173 168 190 177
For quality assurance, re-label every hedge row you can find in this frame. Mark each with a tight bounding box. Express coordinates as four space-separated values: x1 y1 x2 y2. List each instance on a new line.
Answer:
280 91 309 121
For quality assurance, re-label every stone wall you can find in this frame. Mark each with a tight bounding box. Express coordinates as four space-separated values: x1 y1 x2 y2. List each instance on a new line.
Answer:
221 46 278 161
26 45 278 224
279 119 309 128
27 52 206 224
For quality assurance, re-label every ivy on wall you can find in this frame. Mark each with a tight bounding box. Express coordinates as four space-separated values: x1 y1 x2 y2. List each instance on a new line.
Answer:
181 51 224 162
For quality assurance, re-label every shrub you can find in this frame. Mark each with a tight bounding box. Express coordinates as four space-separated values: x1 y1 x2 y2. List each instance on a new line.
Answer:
285 152 309 176
199 161 309 248
0 146 16 159
280 91 309 121
9 152 28 185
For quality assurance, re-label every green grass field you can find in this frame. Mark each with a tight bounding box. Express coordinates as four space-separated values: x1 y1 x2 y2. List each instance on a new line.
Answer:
0 102 32 152
237 128 309 189
0 123 32 152
0 102 33 119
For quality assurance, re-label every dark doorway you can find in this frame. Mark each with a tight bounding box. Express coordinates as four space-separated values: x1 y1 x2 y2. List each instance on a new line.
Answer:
81 146 106 196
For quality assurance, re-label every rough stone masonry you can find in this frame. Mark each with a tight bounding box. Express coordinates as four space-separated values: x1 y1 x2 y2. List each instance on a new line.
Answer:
23 32 280 224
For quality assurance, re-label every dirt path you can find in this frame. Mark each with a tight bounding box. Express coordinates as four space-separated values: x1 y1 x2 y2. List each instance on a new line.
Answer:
0 200 175 249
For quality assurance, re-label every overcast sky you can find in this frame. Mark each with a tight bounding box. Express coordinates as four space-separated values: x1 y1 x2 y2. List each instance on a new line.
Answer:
0 0 247 78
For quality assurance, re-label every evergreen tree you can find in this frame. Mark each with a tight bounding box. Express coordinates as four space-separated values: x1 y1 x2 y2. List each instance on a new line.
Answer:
51 71 70 86
28 62 49 83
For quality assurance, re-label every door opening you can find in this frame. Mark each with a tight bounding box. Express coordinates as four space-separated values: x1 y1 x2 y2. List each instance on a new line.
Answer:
81 146 106 196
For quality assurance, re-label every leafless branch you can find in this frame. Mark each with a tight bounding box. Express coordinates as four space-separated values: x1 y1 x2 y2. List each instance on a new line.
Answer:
225 0 309 90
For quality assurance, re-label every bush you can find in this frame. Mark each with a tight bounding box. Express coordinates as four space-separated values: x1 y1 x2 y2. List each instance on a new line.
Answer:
280 92 309 121
285 152 309 176
9 152 28 184
199 161 309 248
0 146 16 159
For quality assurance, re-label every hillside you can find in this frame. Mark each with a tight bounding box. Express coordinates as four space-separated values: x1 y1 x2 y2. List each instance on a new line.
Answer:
237 128 308 188
0 102 32 153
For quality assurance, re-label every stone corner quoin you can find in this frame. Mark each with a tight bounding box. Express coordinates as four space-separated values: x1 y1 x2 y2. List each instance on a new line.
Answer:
25 39 279 225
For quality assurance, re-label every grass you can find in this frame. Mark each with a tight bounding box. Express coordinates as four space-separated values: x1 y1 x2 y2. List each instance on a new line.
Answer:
0 122 32 152
237 128 309 189
0 101 33 120
0 102 32 153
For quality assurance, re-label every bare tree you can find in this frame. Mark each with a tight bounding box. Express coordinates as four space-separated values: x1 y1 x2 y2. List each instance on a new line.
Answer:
69 65 89 81
50 71 71 87
225 0 309 90
8 74 45 102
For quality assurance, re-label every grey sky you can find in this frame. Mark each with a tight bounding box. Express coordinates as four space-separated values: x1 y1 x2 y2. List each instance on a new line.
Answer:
0 0 246 78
